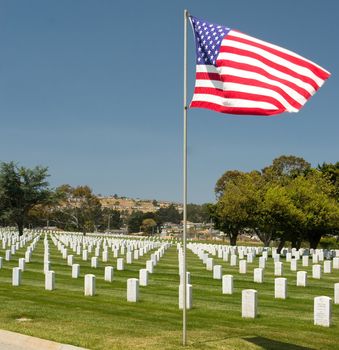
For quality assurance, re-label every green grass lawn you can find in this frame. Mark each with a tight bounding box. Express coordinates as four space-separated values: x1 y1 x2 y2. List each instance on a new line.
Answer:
0 234 338 350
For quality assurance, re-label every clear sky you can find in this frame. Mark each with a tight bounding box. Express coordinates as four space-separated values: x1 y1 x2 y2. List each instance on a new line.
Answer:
0 0 338 204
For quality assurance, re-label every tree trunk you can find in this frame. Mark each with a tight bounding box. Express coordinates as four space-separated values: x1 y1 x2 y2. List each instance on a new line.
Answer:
277 239 286 254
17 221 24 236
296 239 302 250
309 234 322 249
229 233 238 246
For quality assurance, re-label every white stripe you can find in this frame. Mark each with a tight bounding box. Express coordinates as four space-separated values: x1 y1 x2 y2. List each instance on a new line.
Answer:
217 52 316 94
222 39 324 87
195 64 306 106
192 93 280 111
217 66 307 105
230 30 330 75
195 80 298 112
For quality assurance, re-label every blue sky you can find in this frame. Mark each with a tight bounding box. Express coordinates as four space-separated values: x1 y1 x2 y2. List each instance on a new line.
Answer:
0 0 338 204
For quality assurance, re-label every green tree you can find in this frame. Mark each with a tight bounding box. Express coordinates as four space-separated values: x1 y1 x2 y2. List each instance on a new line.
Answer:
0 162 53 235
155 204 181 225
141 218 157 235
52 185 102 233
214 171 263 245
187 203 210 223
287 171 339 249
101 208 122 230
262 155 311 183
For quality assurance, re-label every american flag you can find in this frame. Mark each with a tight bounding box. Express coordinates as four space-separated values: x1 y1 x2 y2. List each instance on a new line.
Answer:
189 16 330 116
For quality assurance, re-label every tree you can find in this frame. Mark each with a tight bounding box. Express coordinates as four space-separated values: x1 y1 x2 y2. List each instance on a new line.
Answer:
127 211 144 233
287 171 339 249
318 162 339 200
215 170 244 198
214 171 263 245
187 203 210 223
262 155 311 183
141 218 157 235
155 204 181 225
0 162 53 235
52 185 102 233
101 208 122 230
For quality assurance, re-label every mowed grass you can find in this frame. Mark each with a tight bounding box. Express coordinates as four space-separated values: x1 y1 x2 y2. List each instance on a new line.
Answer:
0 235 338 350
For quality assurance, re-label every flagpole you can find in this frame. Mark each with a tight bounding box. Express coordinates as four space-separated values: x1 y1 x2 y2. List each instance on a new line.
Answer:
182 8 189 347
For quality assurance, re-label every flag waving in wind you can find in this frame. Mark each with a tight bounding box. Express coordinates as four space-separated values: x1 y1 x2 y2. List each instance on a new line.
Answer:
189 16 330 116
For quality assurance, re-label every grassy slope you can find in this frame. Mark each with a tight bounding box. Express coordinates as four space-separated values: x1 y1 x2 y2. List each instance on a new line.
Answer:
0 235 338 350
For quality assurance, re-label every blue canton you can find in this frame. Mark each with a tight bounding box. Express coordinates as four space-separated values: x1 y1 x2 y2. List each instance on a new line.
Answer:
190 16 231 66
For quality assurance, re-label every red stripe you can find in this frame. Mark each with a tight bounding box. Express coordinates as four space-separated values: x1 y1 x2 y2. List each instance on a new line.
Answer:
226 34 330 81
190 101 284 116
216 60 312 99
219 45 320 90
195 73 302 109
196 72 222 81
193 87 287 112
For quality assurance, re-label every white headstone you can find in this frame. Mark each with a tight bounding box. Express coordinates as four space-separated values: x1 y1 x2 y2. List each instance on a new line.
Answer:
18 258 25 271
239 260 247 274
134 250 139 260
72 264 80 278
82 250 88 261
146 260 154 273
84 274 96 296
324 260 332 274
314 296 332 327
102 251 108 262
126 252 133 264
296 271 307 287
45 270 55 290
25 251 31 263
290 259 297 271
5 250 11 261
230 255 237 266
222 275 233 295
242 289 257 318
179 283 192 309
117 258 124 271
333 257 339 269
312 264 322 279
275 278 287 299
259 256 266 269
127 278 139 302
274 262 283 276
104 266 114 282
206 257 214 271
91 257 98 268
213 265 222 279
12 267 21 286
67 255 73 266
139 269 148 286
254 268 264 283
302 255 309 267
334 283 339 305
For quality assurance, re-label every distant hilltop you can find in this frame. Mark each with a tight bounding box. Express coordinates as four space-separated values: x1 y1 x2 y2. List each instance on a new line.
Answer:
98 196 183 214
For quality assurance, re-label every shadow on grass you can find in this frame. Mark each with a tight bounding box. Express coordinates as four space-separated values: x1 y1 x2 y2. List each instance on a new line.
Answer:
244 337 315 350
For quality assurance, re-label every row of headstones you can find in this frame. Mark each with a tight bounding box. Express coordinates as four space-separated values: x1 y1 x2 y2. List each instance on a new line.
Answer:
41 242 172 298
188 242 339 279
240 289 338 328
51 234 163 263
1 232 40 261
52 233 163 256
188 242 339 264
50 235 169 272
206 258 337 279
176 278 339 327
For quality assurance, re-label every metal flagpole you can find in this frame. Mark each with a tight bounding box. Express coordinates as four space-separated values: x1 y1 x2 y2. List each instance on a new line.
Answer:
182 8 189 347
